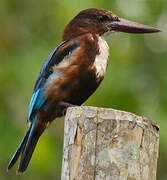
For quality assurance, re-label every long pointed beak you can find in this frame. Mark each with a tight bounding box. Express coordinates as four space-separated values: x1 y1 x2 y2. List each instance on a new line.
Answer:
108 18 162 33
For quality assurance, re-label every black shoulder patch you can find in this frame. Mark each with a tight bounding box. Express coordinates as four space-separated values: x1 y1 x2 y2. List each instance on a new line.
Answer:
33 40 80 91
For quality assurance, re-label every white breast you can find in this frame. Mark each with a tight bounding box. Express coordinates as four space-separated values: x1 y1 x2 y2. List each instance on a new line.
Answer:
94 37 109 78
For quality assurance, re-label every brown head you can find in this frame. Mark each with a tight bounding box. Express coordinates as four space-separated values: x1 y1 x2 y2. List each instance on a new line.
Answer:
63 8 161 41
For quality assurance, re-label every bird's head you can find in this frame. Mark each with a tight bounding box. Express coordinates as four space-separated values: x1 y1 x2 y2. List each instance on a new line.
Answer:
63 8 161 40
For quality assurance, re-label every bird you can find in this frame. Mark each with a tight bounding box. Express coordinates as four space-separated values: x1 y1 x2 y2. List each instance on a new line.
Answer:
7 8 161 174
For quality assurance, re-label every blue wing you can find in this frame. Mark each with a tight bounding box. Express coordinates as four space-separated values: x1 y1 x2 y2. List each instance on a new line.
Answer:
27 42 65 122
27 88 44 121
27 40 81 122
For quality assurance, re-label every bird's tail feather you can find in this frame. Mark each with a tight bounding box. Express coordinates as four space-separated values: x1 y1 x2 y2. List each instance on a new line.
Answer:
7 127 31 171
7 119 45 174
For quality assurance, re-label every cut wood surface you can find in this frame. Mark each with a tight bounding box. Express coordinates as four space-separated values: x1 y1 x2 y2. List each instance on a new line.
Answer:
61 106 159 180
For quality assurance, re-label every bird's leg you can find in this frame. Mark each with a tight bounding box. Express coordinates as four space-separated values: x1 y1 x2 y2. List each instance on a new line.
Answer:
59 101 78 108
59 101 79 116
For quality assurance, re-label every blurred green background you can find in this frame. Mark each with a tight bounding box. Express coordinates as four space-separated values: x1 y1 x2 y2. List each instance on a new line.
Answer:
0 0 167 179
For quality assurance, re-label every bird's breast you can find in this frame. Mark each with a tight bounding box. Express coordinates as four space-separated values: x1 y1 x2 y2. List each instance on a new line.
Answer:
44 34 109 106
94 36 109 80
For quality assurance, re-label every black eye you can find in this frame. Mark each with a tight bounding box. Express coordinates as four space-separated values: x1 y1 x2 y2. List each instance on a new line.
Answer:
97 15 108 22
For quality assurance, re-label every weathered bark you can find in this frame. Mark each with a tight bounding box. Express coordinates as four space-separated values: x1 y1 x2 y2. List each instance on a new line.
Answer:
61 106 159 180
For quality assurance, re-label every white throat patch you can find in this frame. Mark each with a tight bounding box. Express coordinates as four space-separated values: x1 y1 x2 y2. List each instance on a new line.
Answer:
94 37 109 78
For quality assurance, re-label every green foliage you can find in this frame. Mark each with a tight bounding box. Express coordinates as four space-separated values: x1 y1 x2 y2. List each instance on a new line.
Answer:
0 0 167 179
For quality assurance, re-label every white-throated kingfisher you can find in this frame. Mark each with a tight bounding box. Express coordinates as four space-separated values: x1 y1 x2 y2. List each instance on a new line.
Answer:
7 8 161 174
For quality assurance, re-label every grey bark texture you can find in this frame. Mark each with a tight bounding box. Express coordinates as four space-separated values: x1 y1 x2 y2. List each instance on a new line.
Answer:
61 106 159 180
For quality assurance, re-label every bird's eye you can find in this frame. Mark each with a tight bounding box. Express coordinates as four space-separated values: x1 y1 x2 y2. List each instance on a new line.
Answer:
97 15 108 22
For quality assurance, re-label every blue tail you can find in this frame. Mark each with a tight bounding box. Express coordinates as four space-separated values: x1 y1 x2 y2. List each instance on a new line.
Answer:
7 119 45 173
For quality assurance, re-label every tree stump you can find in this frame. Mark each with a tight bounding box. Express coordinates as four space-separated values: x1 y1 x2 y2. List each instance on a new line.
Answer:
61 106 159 180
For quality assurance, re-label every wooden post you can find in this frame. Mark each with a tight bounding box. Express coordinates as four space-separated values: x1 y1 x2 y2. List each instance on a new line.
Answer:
61 106 159 180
